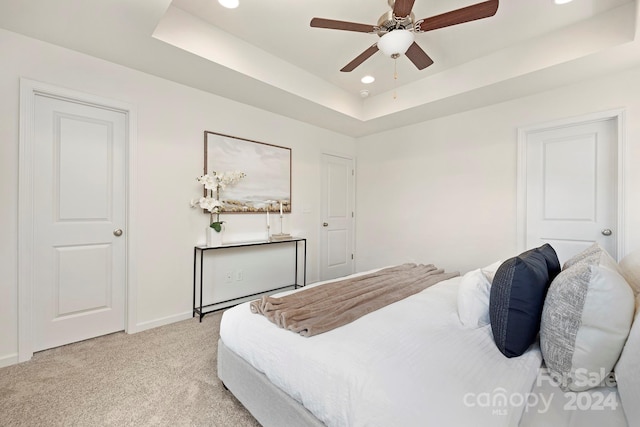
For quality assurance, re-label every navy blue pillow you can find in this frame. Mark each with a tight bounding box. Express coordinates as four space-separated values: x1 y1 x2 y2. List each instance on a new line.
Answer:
490 247 552 358
535 243 561 282
513 243 560 292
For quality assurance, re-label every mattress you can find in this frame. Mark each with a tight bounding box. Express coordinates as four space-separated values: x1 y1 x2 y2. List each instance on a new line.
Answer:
220 272 543 427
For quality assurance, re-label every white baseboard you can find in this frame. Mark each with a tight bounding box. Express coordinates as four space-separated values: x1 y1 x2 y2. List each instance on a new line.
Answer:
131 311 193 334
0 352 19 368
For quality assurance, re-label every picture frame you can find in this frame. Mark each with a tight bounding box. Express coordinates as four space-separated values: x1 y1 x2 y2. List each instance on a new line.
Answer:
204 131 291 213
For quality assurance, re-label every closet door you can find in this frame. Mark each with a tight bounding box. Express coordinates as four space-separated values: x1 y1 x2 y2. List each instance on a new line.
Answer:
320 153 355 280
523 117 617 264
32 94 127 351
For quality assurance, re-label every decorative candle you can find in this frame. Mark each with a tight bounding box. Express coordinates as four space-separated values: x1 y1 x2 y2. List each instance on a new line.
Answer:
280 201 283 216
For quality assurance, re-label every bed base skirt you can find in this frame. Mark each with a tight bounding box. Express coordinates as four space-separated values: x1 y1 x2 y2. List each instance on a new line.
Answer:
217 338 325 427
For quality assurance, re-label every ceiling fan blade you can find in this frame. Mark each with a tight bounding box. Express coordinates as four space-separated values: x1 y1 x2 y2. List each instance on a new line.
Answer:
416 0 499 32
340 45 379 72
393 0 416 18
405 42 434 70
310 18 377 33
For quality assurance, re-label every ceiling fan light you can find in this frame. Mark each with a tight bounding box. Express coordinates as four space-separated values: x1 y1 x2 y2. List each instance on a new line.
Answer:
377 30 415 57
218 0 239 9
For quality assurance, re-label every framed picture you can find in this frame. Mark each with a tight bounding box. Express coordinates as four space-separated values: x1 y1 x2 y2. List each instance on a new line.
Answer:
204 131 291 213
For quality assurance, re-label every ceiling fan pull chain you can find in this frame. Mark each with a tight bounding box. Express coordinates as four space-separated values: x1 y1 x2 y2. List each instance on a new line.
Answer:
393 57 398 99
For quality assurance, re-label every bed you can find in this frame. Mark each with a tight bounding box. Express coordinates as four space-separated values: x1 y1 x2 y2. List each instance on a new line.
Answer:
218 245 640 427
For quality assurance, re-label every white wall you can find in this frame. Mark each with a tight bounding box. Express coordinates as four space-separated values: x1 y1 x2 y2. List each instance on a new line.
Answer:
4 26 640 368
0 29 356 366
356 66 640 275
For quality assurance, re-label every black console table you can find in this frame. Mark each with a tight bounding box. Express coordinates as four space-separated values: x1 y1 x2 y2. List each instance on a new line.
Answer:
193 237 307 321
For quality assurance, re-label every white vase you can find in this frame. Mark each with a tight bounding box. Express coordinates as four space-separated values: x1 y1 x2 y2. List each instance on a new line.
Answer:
206 226 223 247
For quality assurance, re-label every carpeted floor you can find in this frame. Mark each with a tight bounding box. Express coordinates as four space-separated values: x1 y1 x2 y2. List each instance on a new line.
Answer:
0 312 261 427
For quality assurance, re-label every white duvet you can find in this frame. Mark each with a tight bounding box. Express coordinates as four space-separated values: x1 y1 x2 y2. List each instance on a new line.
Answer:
220 272 543 427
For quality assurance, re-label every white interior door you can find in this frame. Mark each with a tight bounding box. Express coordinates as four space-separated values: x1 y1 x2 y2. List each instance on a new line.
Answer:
524 118 617 264
320 154 355 281
32 94 126 352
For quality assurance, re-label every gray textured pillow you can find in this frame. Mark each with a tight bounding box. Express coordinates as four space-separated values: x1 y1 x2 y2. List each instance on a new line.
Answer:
615 295 640 427
540 257 634 391
562 242 611 270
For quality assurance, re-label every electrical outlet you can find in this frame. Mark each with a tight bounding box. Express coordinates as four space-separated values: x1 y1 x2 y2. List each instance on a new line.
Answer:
224 271 233 283
235 270 243 281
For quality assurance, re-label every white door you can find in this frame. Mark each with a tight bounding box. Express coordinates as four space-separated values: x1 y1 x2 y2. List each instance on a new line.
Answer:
32 94 126 352
320 154 355 280
524 118 617 264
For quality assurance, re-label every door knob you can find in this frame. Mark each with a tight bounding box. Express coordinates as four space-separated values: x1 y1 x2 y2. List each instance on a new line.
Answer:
323 222 328 227
113 229 123 237
601 229 612 236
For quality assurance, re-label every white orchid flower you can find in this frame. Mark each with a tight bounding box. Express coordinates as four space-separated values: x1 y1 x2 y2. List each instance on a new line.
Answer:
197 196 222 212
191 170 245 232
210 199 222 210
218 170 246 186
197 174 219 190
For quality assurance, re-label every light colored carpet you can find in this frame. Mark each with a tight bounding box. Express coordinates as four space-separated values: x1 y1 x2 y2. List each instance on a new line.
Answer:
0 312 261 427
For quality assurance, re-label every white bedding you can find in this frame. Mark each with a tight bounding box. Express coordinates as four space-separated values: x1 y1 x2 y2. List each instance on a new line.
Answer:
220 272 543 427
519 379 627 427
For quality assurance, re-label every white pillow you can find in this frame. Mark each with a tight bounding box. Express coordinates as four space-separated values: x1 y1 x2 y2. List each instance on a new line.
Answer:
615 294 640 427
619 249 640 296
541 255 635 391
457 261 502 328
481 260 503 283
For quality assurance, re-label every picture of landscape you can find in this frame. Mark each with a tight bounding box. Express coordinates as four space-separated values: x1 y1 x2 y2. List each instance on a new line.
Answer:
205 131 291 213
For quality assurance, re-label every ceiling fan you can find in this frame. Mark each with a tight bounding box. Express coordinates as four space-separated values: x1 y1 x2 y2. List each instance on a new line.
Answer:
310 0 499 72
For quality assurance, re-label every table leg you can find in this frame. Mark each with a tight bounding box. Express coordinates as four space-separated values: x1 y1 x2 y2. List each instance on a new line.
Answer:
192 247 197 318
295 241 299 289
199 249 204 322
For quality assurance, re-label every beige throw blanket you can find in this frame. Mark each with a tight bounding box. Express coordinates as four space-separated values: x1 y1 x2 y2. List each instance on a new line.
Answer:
249 263 459 337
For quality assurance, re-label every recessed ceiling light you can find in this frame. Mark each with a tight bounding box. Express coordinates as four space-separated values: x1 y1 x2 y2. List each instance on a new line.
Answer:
219 0 239 9
554 0 573 4
361 75 375 84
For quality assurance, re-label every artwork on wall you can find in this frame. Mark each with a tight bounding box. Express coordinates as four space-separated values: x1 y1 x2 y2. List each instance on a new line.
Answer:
204 131 291 213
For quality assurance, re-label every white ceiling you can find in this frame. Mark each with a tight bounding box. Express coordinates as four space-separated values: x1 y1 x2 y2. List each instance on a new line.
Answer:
1 0 639 136
170 0 629 93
